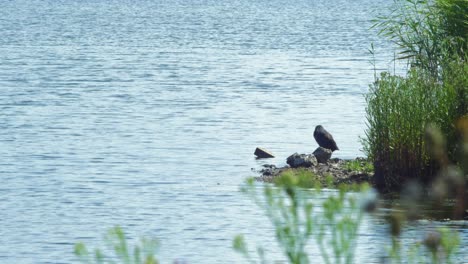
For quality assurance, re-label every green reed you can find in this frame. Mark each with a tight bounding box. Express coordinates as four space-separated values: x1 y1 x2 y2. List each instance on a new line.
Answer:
364 0 467 191
363 66 464 190
373 0 467 79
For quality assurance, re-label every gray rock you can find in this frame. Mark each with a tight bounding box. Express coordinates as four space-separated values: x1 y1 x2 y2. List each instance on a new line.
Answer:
313 147 333 163
286 153 318 168
254 147 275 158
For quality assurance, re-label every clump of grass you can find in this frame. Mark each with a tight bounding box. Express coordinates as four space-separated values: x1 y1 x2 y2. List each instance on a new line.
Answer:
343 160 374 174
275 168 334 189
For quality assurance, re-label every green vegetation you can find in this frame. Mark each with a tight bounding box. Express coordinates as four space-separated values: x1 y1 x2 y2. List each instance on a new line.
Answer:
385 210 461 264
234 177 368 264
364 66 464 189
275 168 334 189
234 175 462 263
372 0 467 78
364 0 467 191
74 226 159 264
276 168 367 192
343 159 374 174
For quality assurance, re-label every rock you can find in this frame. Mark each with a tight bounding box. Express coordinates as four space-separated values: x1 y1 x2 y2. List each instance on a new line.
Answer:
317 163 329 174
254 147 275 158
286 153 318 168
260 167 276 176
313 147 333 163
259 164 279 175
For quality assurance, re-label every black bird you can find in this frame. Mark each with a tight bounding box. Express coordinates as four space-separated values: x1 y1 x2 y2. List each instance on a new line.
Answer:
314 125 339 151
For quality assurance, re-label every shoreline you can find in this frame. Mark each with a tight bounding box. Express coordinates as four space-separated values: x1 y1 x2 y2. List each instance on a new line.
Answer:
253 157 468 221
253 157 374 187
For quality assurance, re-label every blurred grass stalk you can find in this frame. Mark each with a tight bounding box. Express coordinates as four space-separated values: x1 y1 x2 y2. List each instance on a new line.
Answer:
234 175 371 264
74 226 159 264
234 172 462 263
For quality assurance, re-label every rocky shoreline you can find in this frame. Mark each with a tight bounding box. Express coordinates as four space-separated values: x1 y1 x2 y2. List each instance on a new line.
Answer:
253 156 374 187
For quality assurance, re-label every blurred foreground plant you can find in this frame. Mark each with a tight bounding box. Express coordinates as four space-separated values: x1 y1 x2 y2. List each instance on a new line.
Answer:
383 122 465 263
386 214 461 264
74 226 159 264
234 171 371 264
425 120 467 220
235 163 464 263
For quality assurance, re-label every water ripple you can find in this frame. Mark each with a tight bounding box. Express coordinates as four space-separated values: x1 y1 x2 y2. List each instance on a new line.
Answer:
2 0 460 264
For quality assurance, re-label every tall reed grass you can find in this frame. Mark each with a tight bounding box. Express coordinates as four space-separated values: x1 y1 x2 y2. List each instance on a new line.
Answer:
373 0 467 78
364 0 467 191
363 65 465 190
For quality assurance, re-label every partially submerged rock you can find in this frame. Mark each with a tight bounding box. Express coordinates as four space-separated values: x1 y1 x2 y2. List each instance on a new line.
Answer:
286 153 318 168
254 147 275 158
256 164 289 177
313 147 332 163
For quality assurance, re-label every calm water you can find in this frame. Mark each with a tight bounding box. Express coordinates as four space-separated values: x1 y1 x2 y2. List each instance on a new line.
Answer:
0 0 466 263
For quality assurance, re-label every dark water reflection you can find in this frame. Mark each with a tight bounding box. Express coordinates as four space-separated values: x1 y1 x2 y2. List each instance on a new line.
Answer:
0 0 466 263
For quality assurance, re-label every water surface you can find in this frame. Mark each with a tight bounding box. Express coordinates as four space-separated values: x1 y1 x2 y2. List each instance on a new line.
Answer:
0 0 466 263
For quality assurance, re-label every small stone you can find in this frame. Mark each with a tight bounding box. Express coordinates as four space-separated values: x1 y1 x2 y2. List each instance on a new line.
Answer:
318 164 329 173
286 153 318 168
313 147 333 163
254 147 275 158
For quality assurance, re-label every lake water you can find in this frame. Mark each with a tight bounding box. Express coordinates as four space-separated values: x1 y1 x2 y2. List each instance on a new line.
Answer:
0 0 466 263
